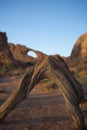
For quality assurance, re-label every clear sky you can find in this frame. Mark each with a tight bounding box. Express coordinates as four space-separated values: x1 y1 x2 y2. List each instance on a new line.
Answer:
0 0 87 56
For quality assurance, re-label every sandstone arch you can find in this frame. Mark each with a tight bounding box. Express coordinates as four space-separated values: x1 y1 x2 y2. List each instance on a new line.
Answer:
27 50 37 58
0 50 87 130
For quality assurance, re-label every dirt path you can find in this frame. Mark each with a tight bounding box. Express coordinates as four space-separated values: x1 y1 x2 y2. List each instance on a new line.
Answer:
0 77 87 130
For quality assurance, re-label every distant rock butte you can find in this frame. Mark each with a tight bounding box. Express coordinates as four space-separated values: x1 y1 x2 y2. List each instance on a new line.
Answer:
70 32 87 61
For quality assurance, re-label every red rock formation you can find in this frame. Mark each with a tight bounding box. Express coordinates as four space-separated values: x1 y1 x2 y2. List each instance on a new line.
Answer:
70 32 87 61
0 32 18 66
9 43 34 63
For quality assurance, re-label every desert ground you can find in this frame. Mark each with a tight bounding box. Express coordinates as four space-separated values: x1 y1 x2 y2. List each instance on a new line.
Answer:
0 75 87 130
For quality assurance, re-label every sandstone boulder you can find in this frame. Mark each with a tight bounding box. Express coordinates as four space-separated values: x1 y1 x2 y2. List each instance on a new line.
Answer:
70 32 87 61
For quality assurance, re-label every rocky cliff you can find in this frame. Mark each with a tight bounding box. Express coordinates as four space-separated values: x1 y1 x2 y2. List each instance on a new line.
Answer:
70 32 87 62
0 32 18 67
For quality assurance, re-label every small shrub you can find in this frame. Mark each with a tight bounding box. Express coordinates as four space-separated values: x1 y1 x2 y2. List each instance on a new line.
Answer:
76 65 87 73
0 64 17 77
78 70 87 77
46 83 58 90
77 75 87 86
82 57 87 63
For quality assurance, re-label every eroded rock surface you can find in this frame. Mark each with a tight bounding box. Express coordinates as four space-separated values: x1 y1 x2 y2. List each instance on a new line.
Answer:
0 32 18 66
70 32 87 61
9 43 34 63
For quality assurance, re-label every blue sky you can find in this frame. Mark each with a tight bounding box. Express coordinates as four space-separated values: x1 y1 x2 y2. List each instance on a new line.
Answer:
0 0 87 56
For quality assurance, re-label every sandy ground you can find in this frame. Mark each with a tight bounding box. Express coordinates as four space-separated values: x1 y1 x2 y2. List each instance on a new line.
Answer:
0 76 87 130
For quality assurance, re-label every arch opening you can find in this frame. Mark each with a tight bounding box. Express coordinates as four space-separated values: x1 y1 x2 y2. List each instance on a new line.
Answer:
27 51 37 58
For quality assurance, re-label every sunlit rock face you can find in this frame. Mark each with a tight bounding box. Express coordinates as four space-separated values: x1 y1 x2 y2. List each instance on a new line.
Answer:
70 32 87 61
9 43 35 63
